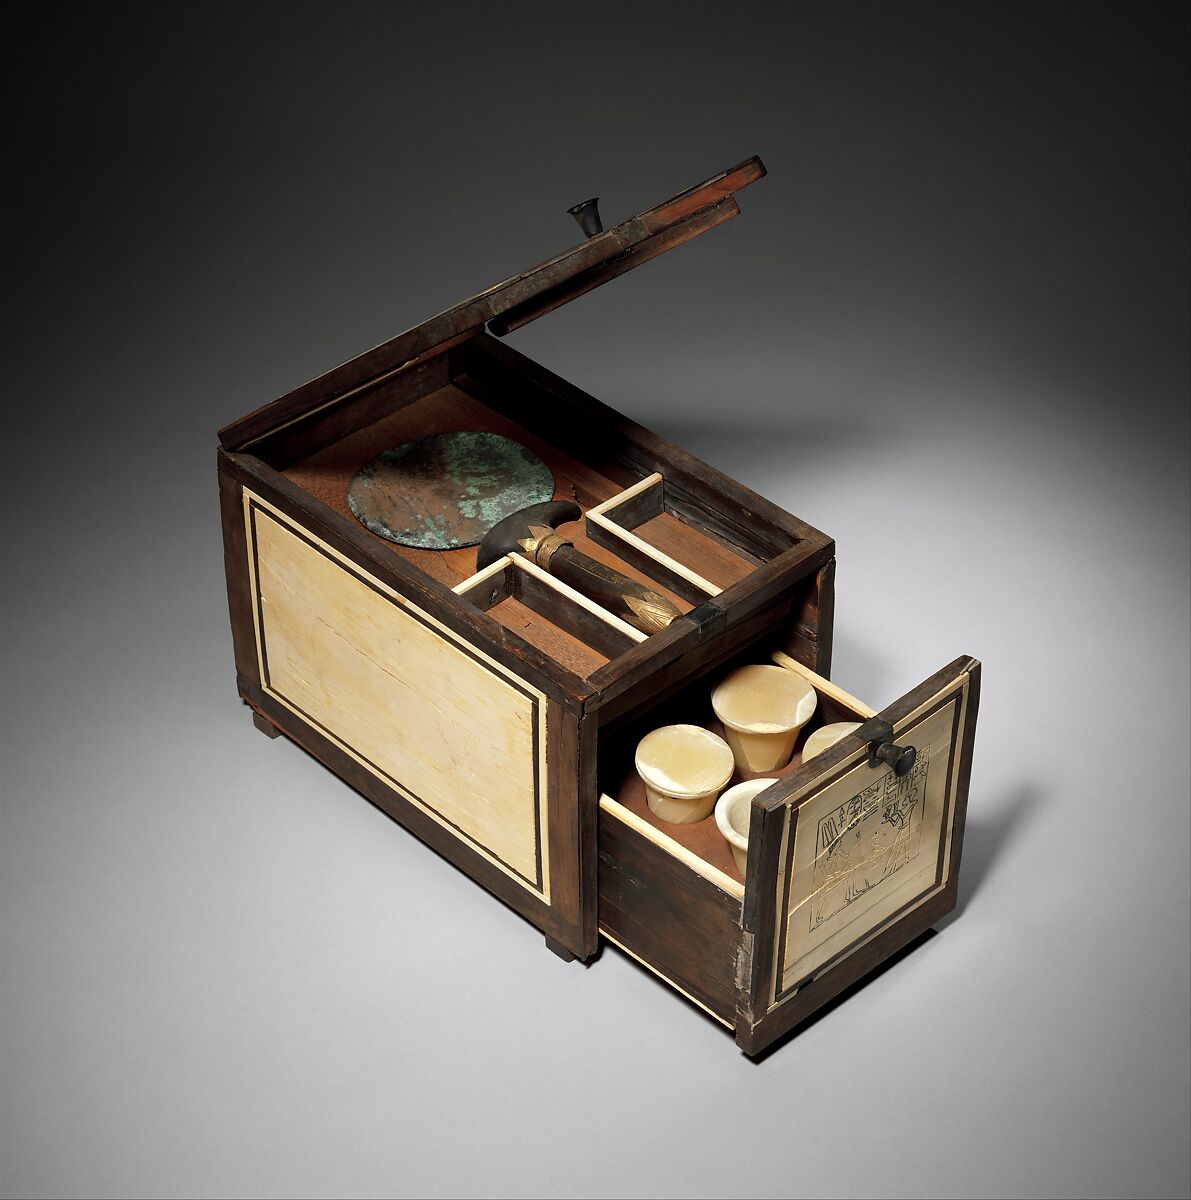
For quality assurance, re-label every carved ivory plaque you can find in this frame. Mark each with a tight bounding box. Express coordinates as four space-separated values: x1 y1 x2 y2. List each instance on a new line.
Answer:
243 492 549 897
777 679 968 995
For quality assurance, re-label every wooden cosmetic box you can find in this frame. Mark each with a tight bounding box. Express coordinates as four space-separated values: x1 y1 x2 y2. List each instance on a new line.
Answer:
217 158 981 1057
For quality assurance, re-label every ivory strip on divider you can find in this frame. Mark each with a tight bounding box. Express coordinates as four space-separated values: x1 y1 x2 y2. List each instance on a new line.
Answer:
585 472 665 519
770 651 877 719
599 794 745 901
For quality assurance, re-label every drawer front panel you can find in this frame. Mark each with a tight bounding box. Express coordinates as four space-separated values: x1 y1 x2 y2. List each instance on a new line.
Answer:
243 490 549 898
741 657 980 1051
777 682 967 994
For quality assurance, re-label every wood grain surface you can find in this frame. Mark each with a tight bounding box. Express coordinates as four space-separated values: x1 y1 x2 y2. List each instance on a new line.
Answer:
598 803 743 1025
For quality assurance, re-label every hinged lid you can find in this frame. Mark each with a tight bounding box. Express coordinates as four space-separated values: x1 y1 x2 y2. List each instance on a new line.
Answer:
219 157 766 450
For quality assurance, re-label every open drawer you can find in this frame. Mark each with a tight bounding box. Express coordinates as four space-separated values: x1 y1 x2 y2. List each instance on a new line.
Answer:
596 650 981 1057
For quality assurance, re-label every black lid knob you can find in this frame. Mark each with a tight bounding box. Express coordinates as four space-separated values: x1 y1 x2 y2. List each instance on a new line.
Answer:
567 197 603 238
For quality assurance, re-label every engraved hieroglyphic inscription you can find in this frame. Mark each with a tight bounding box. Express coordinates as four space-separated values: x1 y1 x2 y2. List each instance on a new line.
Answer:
809 749 930 931
780 686 965 995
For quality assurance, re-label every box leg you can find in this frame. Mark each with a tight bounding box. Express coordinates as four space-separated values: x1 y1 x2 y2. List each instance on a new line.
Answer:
544 934 577 963
252 710 281 739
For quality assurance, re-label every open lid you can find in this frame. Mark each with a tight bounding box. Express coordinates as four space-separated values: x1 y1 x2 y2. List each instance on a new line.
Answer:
220 157 766 449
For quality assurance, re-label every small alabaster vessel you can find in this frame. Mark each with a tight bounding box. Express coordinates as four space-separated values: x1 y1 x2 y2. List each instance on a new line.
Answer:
801 721 863 763
715 777 776 876
635 724 735 825
711 664 817 772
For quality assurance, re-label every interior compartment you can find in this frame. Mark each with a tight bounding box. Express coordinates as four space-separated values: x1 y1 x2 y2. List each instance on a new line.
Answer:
587 473 756 600
453 555 645 677
599 650 875 889
251 336 798 681
595 637 877 1026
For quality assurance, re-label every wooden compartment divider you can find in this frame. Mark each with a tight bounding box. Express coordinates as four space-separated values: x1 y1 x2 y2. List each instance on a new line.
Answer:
598 794 745 901
454 554 646 664
771 651 878 719
586 473 725 603
453 471 762 670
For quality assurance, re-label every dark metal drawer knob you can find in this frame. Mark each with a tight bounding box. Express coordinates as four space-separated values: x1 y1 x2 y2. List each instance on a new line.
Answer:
568 197 603 238
857 717 918 777
871 741 917 777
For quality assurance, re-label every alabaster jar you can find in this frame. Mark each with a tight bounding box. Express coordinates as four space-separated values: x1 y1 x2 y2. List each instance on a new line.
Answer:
711 664 817 772
714 777 776 876
801 721 863 762
635 724 735 825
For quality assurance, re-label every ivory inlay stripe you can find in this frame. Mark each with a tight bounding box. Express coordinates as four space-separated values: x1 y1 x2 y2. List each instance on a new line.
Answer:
599 795 744 901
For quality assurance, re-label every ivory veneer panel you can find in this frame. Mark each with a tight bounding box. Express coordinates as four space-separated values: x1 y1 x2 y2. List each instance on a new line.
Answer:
247 494 548 893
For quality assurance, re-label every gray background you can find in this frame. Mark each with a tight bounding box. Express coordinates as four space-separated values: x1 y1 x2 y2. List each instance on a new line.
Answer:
3 5 1188 1198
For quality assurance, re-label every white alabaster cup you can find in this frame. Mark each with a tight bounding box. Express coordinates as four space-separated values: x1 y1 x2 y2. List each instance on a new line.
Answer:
635 724 735 825
714 777 777 876
801 721 863 762
711 664 818 773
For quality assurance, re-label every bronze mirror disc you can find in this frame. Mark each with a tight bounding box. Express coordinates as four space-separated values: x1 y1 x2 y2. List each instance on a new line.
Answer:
347 431 556 550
